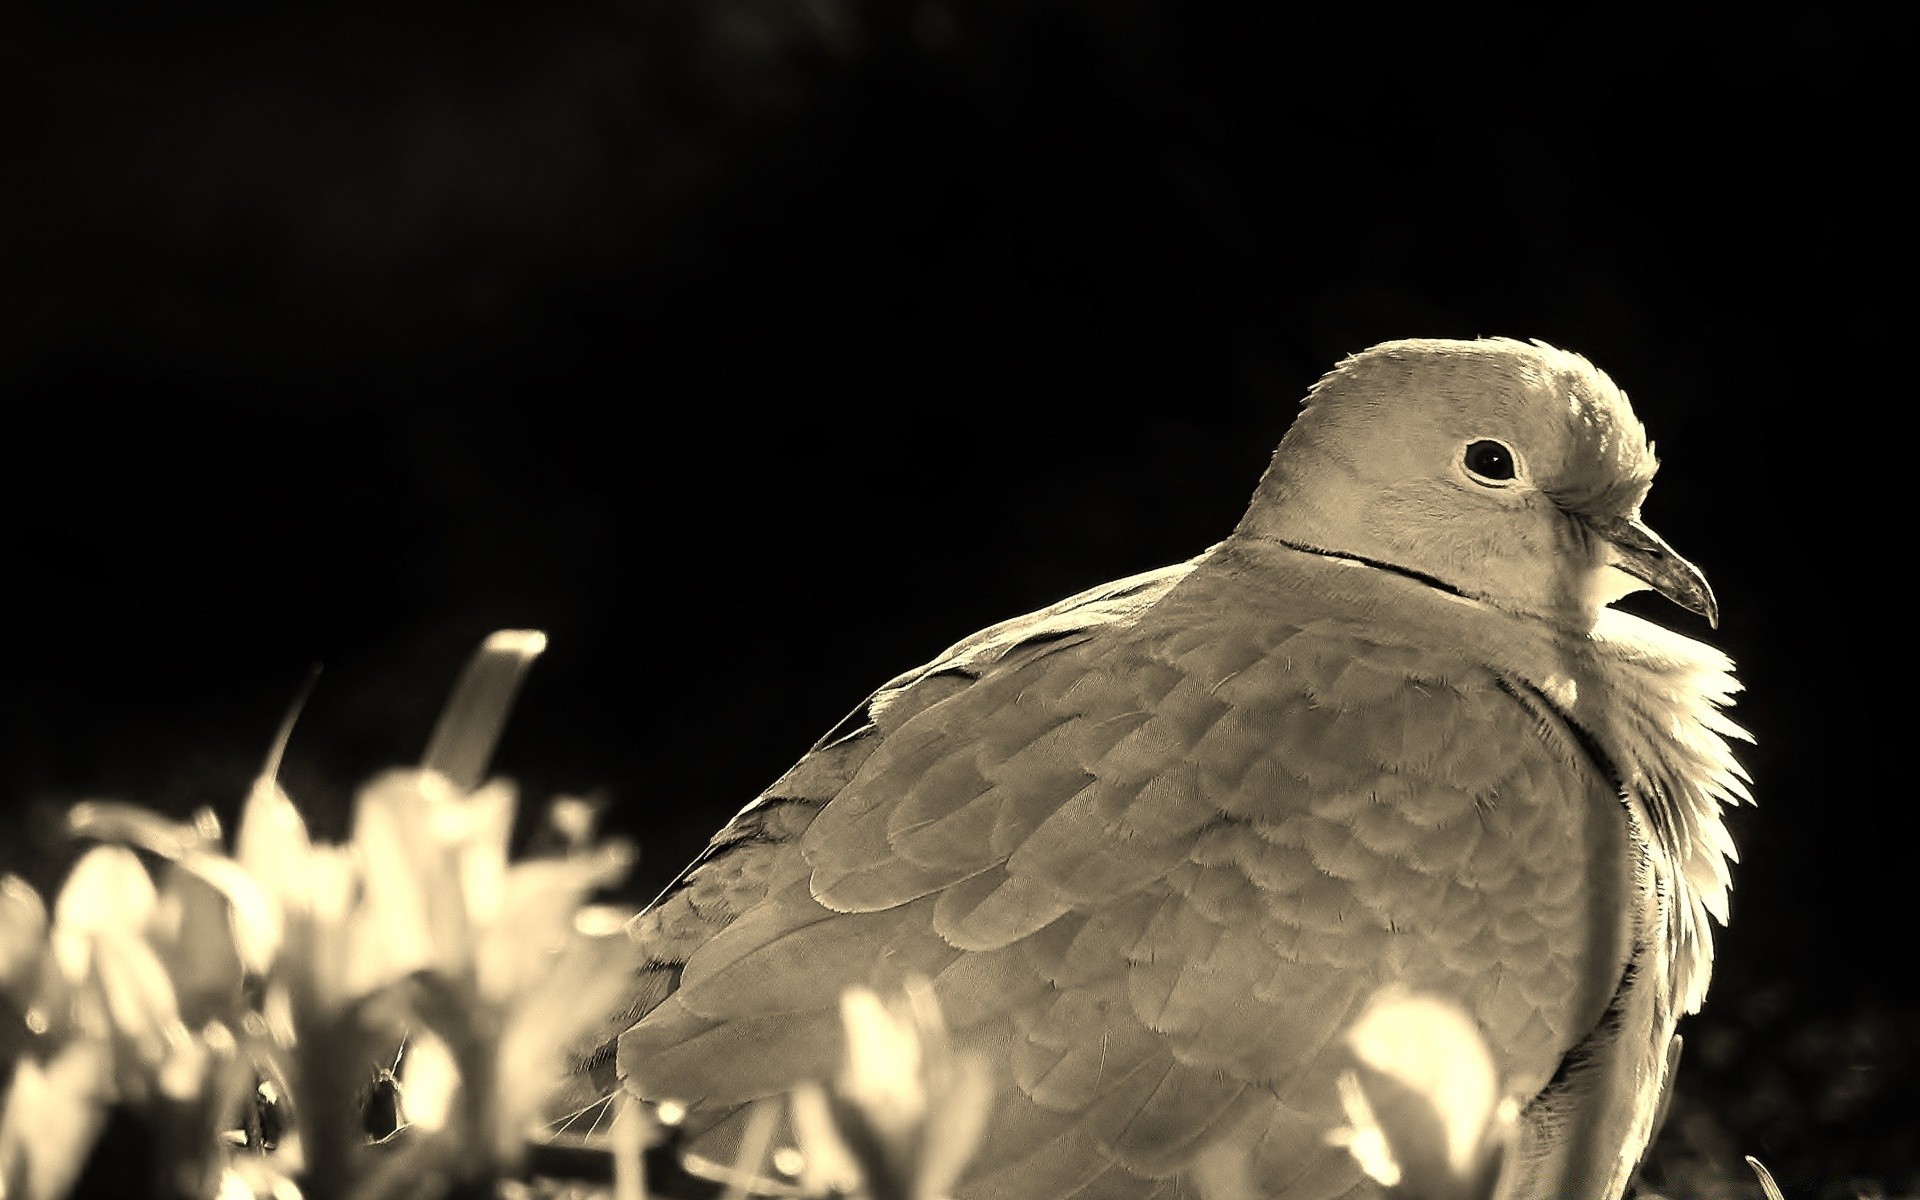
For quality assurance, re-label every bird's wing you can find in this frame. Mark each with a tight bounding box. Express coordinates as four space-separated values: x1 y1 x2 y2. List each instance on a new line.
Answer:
609 553 1637 1200
558 562 1195 1095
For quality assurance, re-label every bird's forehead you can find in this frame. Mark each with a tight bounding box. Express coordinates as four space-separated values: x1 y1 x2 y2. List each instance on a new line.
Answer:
1315 338 1658 490
1513 342 1659 502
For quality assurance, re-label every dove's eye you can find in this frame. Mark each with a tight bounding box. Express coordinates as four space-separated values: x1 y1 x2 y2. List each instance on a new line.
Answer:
1463 439 1518 484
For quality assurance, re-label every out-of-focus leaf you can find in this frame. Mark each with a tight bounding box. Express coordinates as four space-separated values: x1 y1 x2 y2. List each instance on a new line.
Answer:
51 845 158 982
154 865 247 1026
347 784 437 991
790 1083 863 1197
0 1039 114 1200
1745 1155 1786 1200
1332 1070 1403 1189
439 778 516 932
215 1167 253 1200
345 1127 460 1200
544 796 602 852
352 770 472 985
493 920 642 1161
217 1155 304 1200
91 929 185 1068
478 841 634 1003
722 1098 782 1200
234 776 313 917
913 1048 991 1200
228 773 315 976
70 795 282 976
148 1019 263 1200
609 1091 653 1200
156 1023 214 1102
283 846 362 1015
233 667 316 900
838 987 926 1147
1330 991 1516 1200
420 629 547 793
0 875 48 997
396 1027 459 1136
815 980 992 1200
67 801 216 860
180 851 281 978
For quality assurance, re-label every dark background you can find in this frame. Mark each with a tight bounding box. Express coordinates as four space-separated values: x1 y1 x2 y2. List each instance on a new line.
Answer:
1 3 1905 1196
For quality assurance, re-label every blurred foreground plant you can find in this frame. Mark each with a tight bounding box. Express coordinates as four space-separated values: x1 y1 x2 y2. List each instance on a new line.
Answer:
652 976 990 1200
1327 991 1519 1200
0 631 643 1200
791 979 991 1200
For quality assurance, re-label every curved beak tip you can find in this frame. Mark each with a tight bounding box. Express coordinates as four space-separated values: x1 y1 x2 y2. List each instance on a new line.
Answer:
1698 587 1721 631
1597 515 1719 630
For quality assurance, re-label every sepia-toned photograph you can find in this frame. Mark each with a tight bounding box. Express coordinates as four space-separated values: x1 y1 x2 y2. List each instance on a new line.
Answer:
1 4 1902 1198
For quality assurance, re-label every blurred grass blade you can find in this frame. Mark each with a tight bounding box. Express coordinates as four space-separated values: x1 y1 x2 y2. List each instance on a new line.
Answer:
0 876 48 994
177 853 279 977
263 664 322 787
155 867 245 1025
0 1040 114 1200
348 772 454 986
790 1084 861 1198
67 801 213 859
836 987 926 1148
1331 991 1514 1200
495 919 643 1158
396 1027 459 1135
1745 1155 1786 1200
51 846 158 980
235 665 320 884
447 780 518 933
91 930 184 1066
69 800 281 976
421 630 548 791
720 1098 781 1200
810 980 992 1200
611 1091 649 1200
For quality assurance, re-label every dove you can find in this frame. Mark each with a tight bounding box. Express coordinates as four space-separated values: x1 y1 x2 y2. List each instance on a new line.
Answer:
568 337 1749 1200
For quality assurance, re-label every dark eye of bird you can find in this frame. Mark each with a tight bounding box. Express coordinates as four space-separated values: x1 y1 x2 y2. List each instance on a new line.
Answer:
1464 439 1516 482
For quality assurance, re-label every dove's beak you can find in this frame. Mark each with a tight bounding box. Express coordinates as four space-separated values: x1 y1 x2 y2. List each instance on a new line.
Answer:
1591 514 1719 629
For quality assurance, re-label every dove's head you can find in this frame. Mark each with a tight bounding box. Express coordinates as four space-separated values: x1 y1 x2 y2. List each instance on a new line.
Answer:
1237 337 1715 632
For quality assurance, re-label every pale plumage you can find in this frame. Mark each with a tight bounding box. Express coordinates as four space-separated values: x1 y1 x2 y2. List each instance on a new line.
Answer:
570 337 1749 1200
